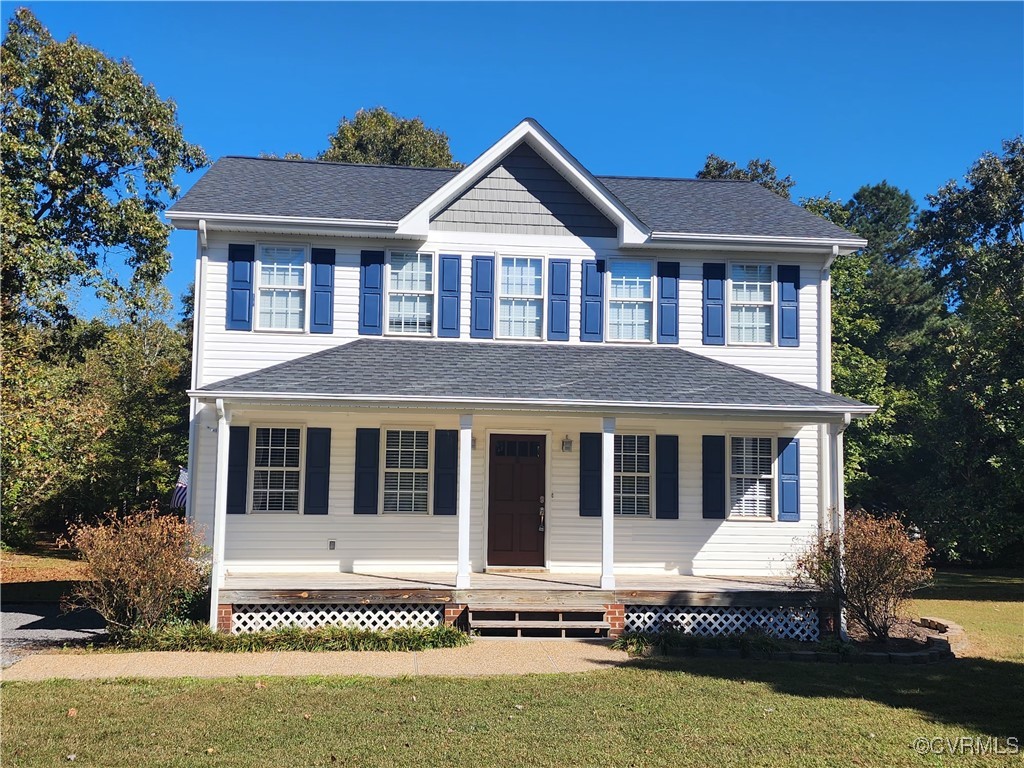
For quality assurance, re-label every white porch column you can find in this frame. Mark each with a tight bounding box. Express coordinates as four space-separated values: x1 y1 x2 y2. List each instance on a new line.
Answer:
208 399 231 630
829 414 851 640
456 414 473 589
601 416 616 590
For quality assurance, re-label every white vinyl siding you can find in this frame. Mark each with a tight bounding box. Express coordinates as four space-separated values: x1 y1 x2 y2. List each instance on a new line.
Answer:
388 252 434 335
382 429 430 514
498 256 543 339
729 436 774 519
729 264 773 344
251 427 302 513
609 261 653 341
257 245 306 331
614 434 651 516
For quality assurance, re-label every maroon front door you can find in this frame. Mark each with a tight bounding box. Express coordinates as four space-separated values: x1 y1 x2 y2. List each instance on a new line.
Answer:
488 435 546 567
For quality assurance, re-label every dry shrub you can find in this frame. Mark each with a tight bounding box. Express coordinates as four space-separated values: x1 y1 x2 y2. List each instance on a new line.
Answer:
60 507 207 638
794 511 933 641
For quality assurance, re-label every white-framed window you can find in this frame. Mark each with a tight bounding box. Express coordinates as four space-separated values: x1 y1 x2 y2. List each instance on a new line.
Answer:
729 264 774 344
251 426 303 514
498 256 544 339
729 436 774 519
381 428 431 514
614 434 652 516
387 251 434 335
608 260 654 342
257 244 307 331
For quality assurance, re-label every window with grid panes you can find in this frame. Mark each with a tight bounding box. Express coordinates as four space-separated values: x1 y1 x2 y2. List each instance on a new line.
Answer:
729 264 773 344
251 427 302 513
730 436 773 518
388 252 433 334
257 246 306 330
614 434 651 516
382 430 430 514
608 261 654 341
498 256 543 338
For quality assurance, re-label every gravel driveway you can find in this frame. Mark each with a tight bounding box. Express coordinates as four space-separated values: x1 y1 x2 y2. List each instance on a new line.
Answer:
1 602 105 668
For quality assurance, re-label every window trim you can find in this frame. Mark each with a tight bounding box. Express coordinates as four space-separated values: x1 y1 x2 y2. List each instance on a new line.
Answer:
247 423 305 515
726 261 776 347
613 431 655 518
726 432 777 522
378 426 434 516
495 253 548 341
384 250 438 338
254 242 310 334
606 258 656 344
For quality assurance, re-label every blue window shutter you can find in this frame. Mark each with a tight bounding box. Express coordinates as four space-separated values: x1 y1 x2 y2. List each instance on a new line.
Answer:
226 426 249 515
226 244 255 331
703 263 726 345
304 428 331 514
433 430 458 515
777 437 800 522
438 255 461 338
359 250 384 335
470 256 494 339
702 435 726 519
778 265 800 347
655 434 679 519
657 261 680 344
580 259 605 342
579 432 602 516
548 259 571 341
353 428 380 514
310 248 335 334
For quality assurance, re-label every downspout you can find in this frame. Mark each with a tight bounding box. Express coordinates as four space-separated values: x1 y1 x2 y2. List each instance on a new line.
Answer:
817 248 836 537
184 221 206 524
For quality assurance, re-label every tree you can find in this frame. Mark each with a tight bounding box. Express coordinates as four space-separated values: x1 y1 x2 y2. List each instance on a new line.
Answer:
696 154 795 199
318 107 461 168
0 7 207 328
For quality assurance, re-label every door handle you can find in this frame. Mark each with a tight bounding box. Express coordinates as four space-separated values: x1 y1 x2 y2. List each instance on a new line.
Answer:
538 506 545 532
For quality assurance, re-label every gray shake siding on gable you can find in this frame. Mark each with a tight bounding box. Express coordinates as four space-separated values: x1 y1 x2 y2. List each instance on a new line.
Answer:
430 144 618 238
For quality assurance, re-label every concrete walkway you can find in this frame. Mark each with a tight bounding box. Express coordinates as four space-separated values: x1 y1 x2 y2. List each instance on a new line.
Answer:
0 639 630 681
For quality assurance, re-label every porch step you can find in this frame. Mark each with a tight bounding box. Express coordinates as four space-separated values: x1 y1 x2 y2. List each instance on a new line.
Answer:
468 605 610 639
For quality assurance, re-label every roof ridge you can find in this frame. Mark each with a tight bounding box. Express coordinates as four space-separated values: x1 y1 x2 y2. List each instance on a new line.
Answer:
221 155 460 173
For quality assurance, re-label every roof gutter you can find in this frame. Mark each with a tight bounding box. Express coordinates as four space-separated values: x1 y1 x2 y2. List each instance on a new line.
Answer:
647 231 866 254
167 211 400 232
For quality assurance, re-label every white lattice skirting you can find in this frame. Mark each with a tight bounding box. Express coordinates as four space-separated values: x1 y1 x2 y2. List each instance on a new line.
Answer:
625 606 820 642
231 603 444 634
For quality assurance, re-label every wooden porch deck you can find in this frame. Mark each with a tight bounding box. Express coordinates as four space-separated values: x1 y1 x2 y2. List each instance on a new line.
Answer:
221 571 819 608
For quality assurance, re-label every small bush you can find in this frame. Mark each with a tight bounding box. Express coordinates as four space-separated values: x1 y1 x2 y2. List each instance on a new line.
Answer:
794 511 933 641
123 622 470 652
60 507 208 639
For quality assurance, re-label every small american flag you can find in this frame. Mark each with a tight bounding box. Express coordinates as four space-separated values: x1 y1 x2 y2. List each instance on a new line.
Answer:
170 467 189 509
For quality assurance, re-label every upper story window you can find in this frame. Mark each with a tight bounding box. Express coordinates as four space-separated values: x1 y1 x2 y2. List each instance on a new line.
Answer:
382 429 430 514
729 264 773 344
257 245 307 331
608 261 653 342
388 252 434 335
251 426 302 513
614 434 651 516
498 256 543 339
729 436 773 518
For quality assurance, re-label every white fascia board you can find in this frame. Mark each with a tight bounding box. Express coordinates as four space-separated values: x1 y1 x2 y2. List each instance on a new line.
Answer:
167 211 398 232
396 118 651 246
188 390 876 421
648 231 867 254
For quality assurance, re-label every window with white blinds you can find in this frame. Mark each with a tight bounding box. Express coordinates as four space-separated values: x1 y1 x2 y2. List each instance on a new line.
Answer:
251 427 302 513
498 256 543 338
382 429 430 514
729 264 773 344
388 252 434 334
609 261 654 341
257 245 307 331
614 434 651 516
729 436 773 518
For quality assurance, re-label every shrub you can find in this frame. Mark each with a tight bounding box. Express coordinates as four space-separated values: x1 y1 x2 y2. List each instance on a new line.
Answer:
794 511 933 641
60 507 208 639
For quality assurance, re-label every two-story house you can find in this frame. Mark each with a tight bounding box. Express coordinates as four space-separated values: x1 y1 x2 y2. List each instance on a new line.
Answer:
169 119 872 639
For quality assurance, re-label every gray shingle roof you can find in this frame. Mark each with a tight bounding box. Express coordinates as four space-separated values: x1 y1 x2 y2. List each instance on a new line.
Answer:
170 156 861 242
197 339 870 414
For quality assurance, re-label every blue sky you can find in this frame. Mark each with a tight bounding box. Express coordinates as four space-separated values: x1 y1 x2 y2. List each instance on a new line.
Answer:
15 1 1024 318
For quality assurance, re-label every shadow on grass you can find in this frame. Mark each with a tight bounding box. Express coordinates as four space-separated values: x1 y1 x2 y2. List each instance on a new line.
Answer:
615 654 1024 741
917 569 1024 602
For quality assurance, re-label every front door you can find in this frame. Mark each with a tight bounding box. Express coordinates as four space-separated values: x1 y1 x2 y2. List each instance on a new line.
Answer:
487 434 546 567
